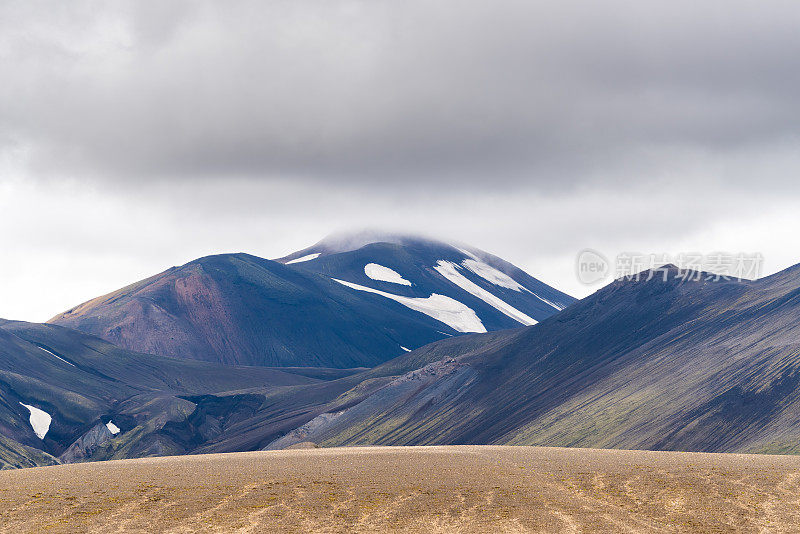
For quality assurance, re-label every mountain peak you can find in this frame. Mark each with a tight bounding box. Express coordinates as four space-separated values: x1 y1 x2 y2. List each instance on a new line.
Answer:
275 229 456 264
622 263 682 281
314 229 444 254
613 263 750 294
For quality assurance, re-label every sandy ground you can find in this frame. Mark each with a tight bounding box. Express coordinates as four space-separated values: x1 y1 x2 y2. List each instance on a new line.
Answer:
0 445 799 533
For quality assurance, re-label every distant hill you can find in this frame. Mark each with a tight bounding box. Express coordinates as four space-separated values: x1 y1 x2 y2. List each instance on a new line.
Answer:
49 232 573 368
0 320 338 467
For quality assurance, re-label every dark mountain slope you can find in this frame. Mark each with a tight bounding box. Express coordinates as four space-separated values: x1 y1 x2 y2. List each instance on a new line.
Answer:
255 264 800 454
1 321 314 393
185 330 517 454
0 321 319 464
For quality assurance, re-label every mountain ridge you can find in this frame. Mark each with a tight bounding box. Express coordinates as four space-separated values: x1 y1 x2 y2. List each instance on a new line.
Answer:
6 259 800 466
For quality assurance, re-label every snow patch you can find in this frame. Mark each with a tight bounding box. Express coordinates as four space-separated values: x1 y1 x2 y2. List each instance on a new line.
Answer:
460 259 565 311
364 263 412 285
455 247 480 260
333 278 486 333
462 259 528 292
106 421 120 435
530 292 567 311
19 402 51 440
434 261 538 326
286 253 321 264
38 346 76 367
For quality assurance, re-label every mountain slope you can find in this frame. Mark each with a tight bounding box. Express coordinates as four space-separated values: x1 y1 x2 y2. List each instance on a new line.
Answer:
0 320 323 464
50 233 573 368
0 434 59 470
253 263 800 454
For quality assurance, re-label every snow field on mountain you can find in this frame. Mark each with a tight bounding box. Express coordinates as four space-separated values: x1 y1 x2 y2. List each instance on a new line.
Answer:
462 259 528 292
39 346 76 367
19 402 51 439
286 253 321 264
332 279 486 333
434 261 537 326
364 263 412 285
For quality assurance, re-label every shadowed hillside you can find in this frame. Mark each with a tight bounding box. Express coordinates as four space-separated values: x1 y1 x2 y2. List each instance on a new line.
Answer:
0 321 346 467
215 263 800 454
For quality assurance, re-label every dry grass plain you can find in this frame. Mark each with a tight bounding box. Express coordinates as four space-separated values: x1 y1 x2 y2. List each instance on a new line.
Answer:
1 445 799 533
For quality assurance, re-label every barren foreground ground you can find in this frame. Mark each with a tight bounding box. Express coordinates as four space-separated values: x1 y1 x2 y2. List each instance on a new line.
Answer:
1 446 800 533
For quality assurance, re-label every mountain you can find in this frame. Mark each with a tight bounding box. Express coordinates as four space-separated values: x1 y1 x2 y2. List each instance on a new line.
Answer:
195 263 800 455
0 320 348 467
49 232 574 368
10 260 800 465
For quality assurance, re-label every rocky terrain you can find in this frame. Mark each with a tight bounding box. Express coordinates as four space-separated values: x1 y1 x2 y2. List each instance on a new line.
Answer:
1 446 799 533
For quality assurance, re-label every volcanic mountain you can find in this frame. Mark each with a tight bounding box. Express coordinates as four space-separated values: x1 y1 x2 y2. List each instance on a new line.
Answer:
49 233 573 368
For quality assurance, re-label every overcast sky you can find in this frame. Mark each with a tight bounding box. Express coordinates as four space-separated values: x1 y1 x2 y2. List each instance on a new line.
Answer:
3 0 800 321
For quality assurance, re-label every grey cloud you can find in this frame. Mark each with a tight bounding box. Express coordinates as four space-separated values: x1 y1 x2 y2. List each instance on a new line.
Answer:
2 0 800 190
